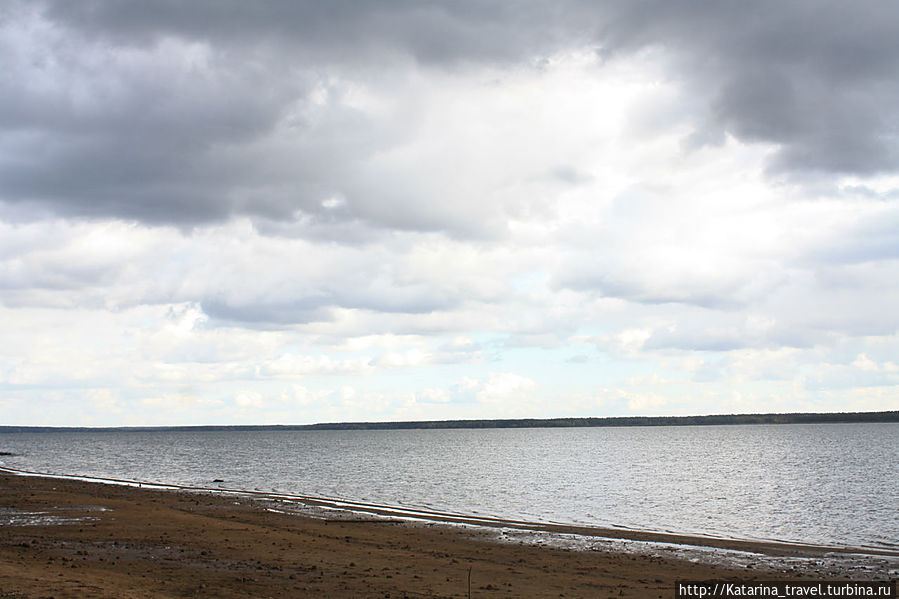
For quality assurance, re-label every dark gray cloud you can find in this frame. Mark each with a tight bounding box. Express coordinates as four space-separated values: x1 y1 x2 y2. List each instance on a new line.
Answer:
201 300 334 327
1 1 897 232
1 0 545 235
599 0 899 175
42 1 580 66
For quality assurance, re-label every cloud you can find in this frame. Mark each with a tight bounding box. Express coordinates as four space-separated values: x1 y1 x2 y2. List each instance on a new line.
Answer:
39 1 581 66
804 360 899 392
4 1 896 238
474 372 537 404
800 199 899 266
598 1 899 176
417 388 452 404
625 391 669 413
0 218 519 327
142 393 222 411
234 391 264 409
262 354 374 378
0 1 585 234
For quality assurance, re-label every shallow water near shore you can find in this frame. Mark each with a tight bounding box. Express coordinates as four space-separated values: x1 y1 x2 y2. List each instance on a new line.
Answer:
1 423 896 554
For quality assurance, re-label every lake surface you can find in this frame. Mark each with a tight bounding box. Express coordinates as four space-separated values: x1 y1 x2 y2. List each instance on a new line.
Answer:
1 423 896 551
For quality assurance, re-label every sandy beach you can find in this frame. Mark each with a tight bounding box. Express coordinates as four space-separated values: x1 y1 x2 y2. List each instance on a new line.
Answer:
0 472 893 598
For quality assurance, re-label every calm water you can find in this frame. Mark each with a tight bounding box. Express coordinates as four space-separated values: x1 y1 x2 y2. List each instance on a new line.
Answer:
1 423 896 551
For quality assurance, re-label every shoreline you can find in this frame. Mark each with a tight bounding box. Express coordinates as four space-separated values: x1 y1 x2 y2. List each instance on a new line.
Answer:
1 471 896 597
3 466 897 560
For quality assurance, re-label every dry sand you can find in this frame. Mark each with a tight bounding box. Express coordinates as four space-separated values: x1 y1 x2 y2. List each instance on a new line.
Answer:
0 472 893 598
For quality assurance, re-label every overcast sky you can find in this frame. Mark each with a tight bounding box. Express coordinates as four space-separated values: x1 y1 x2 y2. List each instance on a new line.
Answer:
2 1 898 426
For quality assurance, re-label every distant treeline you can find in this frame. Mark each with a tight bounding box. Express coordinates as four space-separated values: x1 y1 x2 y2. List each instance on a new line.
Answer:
1 411 897 434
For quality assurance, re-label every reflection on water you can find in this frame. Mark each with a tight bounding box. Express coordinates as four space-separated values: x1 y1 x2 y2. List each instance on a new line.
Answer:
1 423 896 549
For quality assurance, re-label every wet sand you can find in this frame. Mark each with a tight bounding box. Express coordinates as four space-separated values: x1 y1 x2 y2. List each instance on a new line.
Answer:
0 472 892 598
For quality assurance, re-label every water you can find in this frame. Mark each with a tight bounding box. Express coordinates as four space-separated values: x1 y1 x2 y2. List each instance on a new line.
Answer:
1 423 896 552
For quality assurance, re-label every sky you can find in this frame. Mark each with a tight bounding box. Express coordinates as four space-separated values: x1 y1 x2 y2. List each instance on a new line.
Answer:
2 1 898 426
